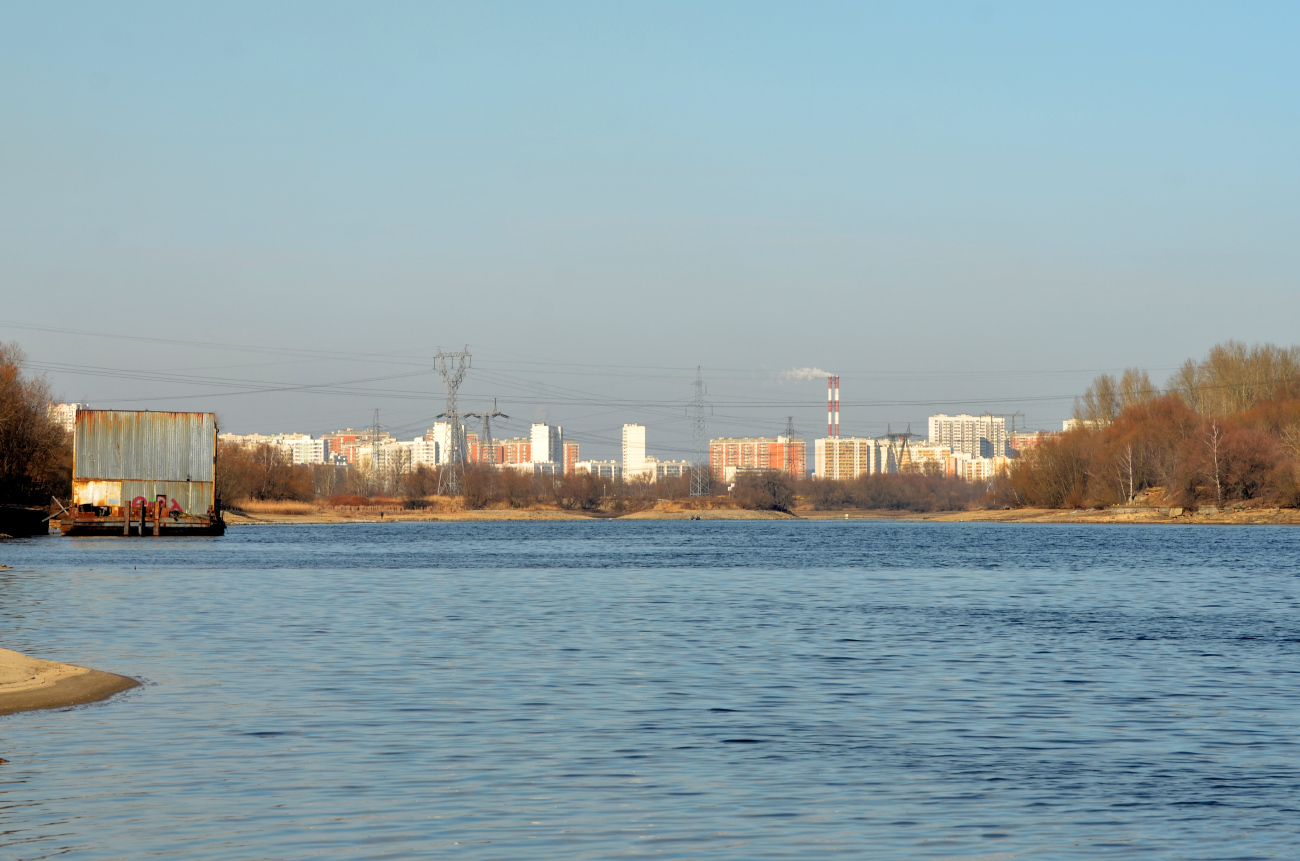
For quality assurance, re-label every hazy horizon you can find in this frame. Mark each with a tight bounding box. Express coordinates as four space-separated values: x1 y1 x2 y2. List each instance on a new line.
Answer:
4 3 1298 461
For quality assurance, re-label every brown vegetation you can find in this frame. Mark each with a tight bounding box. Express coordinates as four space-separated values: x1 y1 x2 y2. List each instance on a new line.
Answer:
1003 341 1300 510
216 442 326 508
805 473 988 512
735 470 796 512
236 500 320 516
0 342 71 505
459 465 687 513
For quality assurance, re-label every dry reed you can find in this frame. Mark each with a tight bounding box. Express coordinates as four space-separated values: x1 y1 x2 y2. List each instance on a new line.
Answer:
235 500 320 516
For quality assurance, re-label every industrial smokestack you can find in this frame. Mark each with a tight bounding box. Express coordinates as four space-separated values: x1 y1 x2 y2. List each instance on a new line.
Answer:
827 375 840 438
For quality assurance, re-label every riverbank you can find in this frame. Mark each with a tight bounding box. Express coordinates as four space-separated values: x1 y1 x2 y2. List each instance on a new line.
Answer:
223 503 1300 525
0 648 138 717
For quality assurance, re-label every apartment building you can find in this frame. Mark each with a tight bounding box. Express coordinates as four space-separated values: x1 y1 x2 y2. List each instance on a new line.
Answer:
321 430 360 458
50 403 82 434
928 414 1008 458
622 424 653 481
709 436 807 482
530 423 564 466
904 442 953 474
655 460 693 480
496 437 531 465
814 437 885 480
282 437 327 465
1009 431 1054 455
948 453 1012 482
410 438 439 468
575 460 621 480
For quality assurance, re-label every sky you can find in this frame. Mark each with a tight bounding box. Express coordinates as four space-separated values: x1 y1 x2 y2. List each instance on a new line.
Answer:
2 2 1298 460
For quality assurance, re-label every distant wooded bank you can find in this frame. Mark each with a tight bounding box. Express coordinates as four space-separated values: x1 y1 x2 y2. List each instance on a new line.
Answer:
1002 340 1300 510
3 339 1298 519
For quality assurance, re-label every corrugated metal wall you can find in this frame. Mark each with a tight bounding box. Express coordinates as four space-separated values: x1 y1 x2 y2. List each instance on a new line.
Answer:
74 411 216 482
73 480 215 514
121 480 215 514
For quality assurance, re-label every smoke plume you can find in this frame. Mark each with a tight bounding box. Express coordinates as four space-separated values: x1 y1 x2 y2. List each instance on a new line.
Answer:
780 367 831 382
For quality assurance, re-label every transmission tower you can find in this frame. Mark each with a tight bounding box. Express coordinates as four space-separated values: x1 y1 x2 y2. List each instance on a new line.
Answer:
464 398 508 466
370 408 382 490
782 416 802 477
885 423 918 474
689 366 712 496
435 346 472 496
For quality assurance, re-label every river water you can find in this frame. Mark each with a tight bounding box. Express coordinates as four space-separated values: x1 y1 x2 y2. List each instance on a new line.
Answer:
1 522 1298 859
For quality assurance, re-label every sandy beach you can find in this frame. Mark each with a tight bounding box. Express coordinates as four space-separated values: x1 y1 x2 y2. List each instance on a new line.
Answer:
0 648 138 717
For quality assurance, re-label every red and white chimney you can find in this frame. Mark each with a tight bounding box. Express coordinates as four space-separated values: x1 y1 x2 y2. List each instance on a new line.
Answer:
827 375 840 438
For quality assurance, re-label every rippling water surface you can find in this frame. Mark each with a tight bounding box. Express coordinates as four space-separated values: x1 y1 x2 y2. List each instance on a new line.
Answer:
1 522 1299 859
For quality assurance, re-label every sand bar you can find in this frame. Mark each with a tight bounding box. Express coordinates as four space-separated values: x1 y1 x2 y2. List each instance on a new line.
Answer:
0 647 138 716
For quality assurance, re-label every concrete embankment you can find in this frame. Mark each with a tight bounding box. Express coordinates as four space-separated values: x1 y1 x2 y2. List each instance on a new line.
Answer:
0 648 138 716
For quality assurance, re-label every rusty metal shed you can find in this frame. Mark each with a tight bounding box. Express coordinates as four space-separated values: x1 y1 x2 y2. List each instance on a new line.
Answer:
66 410 222 533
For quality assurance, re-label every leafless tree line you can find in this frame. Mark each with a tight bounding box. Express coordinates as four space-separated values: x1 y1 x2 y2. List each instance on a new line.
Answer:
0 342 71 505
1014 341 1300 509
1075 341 1300 425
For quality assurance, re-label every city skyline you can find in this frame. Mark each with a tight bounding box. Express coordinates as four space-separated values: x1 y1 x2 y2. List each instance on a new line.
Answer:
31 348 1223 465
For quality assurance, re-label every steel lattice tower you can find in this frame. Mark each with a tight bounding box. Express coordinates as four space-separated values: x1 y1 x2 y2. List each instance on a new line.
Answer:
464 398 508 466
435 346 472 496
370 408 382 491
783 416 800 477
690 366 712 496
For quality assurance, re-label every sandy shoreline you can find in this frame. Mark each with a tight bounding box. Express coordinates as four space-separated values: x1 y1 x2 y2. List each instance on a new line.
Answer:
0 647 138 717
225 506 1300 526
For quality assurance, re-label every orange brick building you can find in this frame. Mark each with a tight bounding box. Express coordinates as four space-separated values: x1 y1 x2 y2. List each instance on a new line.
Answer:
709 436 807 481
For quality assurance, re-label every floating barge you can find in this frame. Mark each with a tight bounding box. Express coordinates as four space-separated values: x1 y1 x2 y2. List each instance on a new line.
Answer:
0 504 49 537
57 410 225 537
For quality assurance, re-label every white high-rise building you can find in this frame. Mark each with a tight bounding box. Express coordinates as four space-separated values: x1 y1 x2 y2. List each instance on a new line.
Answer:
815 437 885 481
928 414 1008 458
410 438 439 468
622 423 653 481
430 422 467 465
530 423 564 465
50 403 83 434
281 437 326 465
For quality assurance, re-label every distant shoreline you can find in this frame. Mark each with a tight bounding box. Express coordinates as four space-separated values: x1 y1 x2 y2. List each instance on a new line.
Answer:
224 506 1300 526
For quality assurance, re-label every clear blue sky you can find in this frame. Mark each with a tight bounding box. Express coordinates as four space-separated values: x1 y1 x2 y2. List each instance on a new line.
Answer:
2 3 1298 458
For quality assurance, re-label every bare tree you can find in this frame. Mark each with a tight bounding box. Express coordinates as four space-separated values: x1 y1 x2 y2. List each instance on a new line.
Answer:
0 342 71 504
1118 369 1158 409
1075 368 1159 426
1074 373 1119 425
384 445 411 496
1169 341 1300 416
1205 421 1224 507
1115 443 1136 503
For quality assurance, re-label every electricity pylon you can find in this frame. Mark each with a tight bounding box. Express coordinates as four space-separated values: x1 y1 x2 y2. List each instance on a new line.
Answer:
782 416 802 478
370 408 383 492
464 399 508 466
689 367 712 496
435 346 471 496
